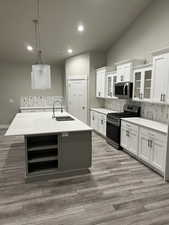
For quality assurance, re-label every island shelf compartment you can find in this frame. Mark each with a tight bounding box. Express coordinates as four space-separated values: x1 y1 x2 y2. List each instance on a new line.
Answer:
25 134 60 176
27 135 58 151
28 160 58 173
28 148 58 161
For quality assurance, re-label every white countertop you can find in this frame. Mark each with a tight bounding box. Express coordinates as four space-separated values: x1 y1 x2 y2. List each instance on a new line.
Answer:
20 106 53 109
5 112 93 136
90 108 119 115
122 117 168 134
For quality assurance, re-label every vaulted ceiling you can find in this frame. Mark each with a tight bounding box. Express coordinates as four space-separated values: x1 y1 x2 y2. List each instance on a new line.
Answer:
0 0 152 64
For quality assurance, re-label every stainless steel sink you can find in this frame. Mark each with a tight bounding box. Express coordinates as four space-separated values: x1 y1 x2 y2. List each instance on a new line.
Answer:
55 116 74 121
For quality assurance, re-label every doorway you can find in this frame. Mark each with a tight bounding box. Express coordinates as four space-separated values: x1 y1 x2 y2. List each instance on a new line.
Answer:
67 79 88 123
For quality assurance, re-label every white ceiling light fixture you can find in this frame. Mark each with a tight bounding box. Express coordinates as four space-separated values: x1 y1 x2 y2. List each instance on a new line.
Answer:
31 0 51 90
78 24 84 32
67 49 73 54
27 45 33 51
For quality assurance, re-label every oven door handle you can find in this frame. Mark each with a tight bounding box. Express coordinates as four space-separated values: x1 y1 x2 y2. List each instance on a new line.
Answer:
123 83 128 95
107 120 120 127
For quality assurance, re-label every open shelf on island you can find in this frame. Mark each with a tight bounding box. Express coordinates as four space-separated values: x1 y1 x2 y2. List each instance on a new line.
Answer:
28 148 58 161
27 135 58 151
28 156 58 164
26 134 59 175
28 160 58 173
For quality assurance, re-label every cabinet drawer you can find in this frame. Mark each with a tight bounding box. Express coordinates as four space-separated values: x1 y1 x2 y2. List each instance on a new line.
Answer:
140 127 167 143
121 121 138 132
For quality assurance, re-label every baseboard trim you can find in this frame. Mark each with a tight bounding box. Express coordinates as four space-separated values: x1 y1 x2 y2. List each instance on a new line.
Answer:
0 125 9 129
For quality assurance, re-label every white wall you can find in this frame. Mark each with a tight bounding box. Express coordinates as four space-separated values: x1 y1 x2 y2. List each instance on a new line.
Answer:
107 0 169 65
65 53 90 77
65 52 106 123
0 62 64 125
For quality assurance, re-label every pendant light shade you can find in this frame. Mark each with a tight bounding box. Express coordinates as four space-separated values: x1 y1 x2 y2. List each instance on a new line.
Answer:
31 0 51 89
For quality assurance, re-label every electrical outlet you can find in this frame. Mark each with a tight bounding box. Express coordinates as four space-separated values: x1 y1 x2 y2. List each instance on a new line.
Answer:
9 98 14 103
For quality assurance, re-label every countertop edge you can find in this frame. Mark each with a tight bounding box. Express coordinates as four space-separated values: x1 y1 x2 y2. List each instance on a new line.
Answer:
121 118 168 134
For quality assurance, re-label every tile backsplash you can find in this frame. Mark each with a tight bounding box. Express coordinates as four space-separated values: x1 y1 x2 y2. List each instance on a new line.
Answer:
105 99 169 124
20 96 64 108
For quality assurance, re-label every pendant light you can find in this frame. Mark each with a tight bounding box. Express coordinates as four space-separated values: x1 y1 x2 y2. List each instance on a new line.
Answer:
31 0 51 89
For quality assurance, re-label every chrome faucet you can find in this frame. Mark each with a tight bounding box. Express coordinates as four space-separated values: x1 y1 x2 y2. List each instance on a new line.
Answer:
52 99 64 118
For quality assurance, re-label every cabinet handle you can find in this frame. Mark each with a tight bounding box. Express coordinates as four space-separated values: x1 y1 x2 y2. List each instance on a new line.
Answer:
126 130 129 137
160 94 162 101
92 116 94 120
163 94 166 102
148 139 153 148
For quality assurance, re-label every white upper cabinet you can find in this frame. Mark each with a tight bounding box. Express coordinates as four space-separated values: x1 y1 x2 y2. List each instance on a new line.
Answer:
96 67 106 98
152 52 169 103
133 65 152 102
105 72 117 98
116 60 144 83
116 63 132 82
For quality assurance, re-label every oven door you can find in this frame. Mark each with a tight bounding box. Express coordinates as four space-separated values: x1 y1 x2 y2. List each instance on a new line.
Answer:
115 82 133 99
106 119 120 145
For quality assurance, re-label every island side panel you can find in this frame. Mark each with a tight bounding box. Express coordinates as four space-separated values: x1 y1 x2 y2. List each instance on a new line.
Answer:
60 131 92 171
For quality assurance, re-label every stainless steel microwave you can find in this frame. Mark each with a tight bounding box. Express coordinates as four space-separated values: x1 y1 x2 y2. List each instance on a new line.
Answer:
115 82 133 99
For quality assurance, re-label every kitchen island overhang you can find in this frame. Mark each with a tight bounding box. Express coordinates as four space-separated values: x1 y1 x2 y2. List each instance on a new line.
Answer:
6 112 93 181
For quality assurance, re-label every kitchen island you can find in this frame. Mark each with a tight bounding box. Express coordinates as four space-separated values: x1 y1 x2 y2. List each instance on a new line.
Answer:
6 112 93 181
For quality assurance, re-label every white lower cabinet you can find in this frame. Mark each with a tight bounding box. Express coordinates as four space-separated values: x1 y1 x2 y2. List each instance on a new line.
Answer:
90 110 106 136
139 128 167 172
139 128 151 163
121 121 139 156
121 120 167 175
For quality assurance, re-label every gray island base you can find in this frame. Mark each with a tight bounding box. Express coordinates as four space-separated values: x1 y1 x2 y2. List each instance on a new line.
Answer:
5 112 93 182
25 131 92 182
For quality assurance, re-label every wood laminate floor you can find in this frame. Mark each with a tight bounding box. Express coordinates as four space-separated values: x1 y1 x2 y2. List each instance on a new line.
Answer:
0 130 169 225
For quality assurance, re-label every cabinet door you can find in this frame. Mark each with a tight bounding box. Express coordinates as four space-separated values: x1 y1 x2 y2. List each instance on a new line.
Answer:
96 71 102 97
152 53 169 103
60 132 92 171
143 68 152 101
101 70 106 97
112 74 117 97
99 114 106 136
133 69 142 100
127 124 139 156
120 121 128 149
96 68 106 98
123 63 131 81
117 63 131 82
151 132 167 172
117 65 124 82
139 128 150 163
106 73 113 98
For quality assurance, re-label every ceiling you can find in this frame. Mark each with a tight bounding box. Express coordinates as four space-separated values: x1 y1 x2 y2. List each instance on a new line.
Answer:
0 0 152 64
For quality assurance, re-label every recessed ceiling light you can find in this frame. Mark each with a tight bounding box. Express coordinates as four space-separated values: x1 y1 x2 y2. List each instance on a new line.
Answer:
27 45 33 51
78 25 84 32
67 49 73 54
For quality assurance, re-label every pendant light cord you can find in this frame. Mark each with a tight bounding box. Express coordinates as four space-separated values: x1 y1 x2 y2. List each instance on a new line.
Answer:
33 0 43 64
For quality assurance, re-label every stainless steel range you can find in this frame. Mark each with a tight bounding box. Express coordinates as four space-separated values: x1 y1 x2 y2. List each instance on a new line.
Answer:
106 104 141 149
